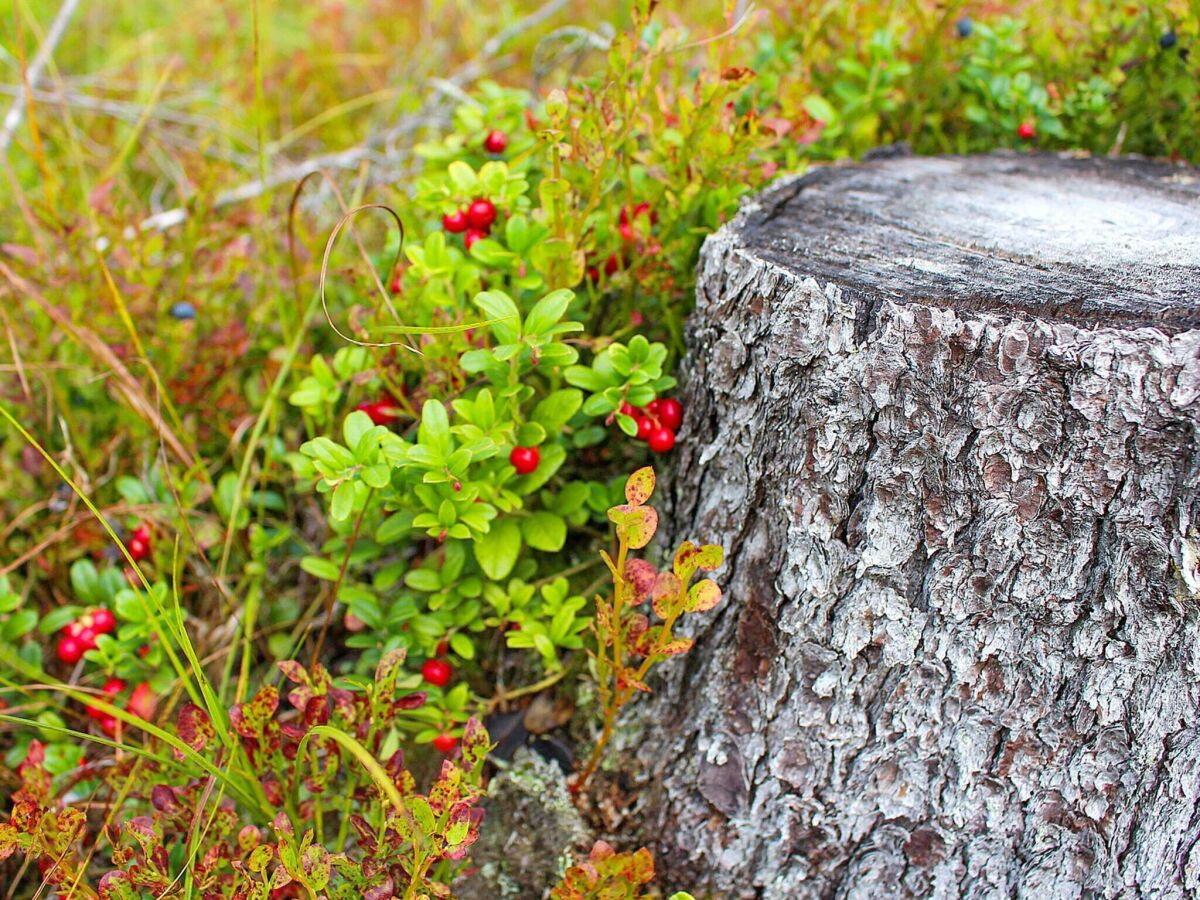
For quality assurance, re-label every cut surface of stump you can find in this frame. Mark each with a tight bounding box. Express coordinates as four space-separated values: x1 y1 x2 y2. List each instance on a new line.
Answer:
640 153 1200 899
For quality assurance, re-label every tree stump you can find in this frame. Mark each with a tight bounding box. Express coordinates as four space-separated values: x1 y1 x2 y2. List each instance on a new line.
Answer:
641 152 1200 898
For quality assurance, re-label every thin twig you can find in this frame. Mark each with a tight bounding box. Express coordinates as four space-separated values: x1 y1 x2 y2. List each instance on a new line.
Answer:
0 0 82 155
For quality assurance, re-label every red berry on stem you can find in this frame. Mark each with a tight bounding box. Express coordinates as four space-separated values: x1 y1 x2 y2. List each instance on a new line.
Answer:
463 228 487 251
647 426 676 454
509 446 540 475
635 416 654 441
129 682 156 719
442 209 468 233
658 397 684 431
64 620 85 639
618 221 636 243
128 537 149 562
466 198 497 230
421 658 453 687
432 732 459 753
483 129 508 154
1018 120 1036 140
93 608 116 635
132 523 152 543
99 716 118 737
57 636 83 664
103 677 126 695
645 398 663 416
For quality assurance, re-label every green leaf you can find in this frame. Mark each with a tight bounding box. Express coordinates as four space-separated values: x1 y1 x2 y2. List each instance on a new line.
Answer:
331 481 355 521
521 512 567 553
405 569 442 592
473 519 522 581
532 390 582 432
419 400 452 453
343 410 374 450
301 557 341 581
449 632 475 660
474 290 521 344
523 289 574 336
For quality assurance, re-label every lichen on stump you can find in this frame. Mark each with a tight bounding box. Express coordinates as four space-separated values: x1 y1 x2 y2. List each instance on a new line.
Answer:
641 153 1200 898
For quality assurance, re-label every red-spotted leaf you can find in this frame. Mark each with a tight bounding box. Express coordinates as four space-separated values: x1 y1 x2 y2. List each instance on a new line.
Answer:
461 716 491 769
175 704 215 759
673 540 724 580
624 466 655 506
658 636 694 656
651 571 683 619
607 504 658 549
686 578 723 613
624 559 657 603
277 660 309 685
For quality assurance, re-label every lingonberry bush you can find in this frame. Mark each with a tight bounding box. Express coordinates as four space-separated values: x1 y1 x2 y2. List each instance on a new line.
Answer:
0 0 1196 896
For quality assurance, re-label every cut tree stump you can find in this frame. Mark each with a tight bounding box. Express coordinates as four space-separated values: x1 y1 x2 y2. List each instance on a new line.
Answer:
639 152 1200 898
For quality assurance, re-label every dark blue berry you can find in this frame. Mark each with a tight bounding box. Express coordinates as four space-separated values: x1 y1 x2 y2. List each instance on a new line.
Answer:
1159 31 1177 51
956 18 973 39
170 301 197 321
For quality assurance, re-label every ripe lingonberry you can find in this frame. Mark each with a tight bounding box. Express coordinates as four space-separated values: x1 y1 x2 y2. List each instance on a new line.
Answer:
92 608 116 635
421 658 453 687
509 446 540 475
99 716 118 737
77 627 98 650
132 522 152 543
357 398 400 426
483 129 508 154
57 636 83 664
1017 120 1036 140
467 198 497 230
128 537 149 562
464 228 487 251
636 416 654 441
128 682 156 719
442 209 468 233
432 732 459 753
619 402 636 417
647 426 676 454
103 677 126 695
618 221 636 243
658 397 684 431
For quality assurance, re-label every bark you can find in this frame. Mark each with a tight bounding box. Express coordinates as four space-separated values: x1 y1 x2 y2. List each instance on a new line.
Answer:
639 152 1200 899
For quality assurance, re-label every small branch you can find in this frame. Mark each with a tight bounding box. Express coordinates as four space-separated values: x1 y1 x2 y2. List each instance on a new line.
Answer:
0 0 82 156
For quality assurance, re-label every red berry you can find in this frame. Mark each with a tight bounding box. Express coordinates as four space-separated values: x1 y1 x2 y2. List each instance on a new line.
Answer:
635 416 654 441
466 198 497 230
132 523 152 543
103 677 126 695
421 658 453 687
128 537 149 562
618 221 636 243
619 402 636 417
128 682 156 719
1018 120 1036 140
432 732 459 753
464 228 487 251
647 426 676 454
92 608 116 635
86 704 106 721
645 398 663 416
658 397 684 431
99 716 118 737
604 254 620 276
63 620 85 639
390 272 404 294
57 637 83 664
442 209 468 233
509 446 540 475
436 640 450 657
586 265 600 283
483 129 508 154
357 400 398 426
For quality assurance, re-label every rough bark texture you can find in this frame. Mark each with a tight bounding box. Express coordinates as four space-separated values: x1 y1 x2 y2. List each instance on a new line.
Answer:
640 152 1200 899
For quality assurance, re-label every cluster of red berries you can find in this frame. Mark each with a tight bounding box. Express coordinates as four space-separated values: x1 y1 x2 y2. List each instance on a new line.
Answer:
128 521 152 563
509 445 540 475
85 678 154 737
443 197 498 251
356 393 402 426
420 652 460 753
56 607 117 664
621 397 683 454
